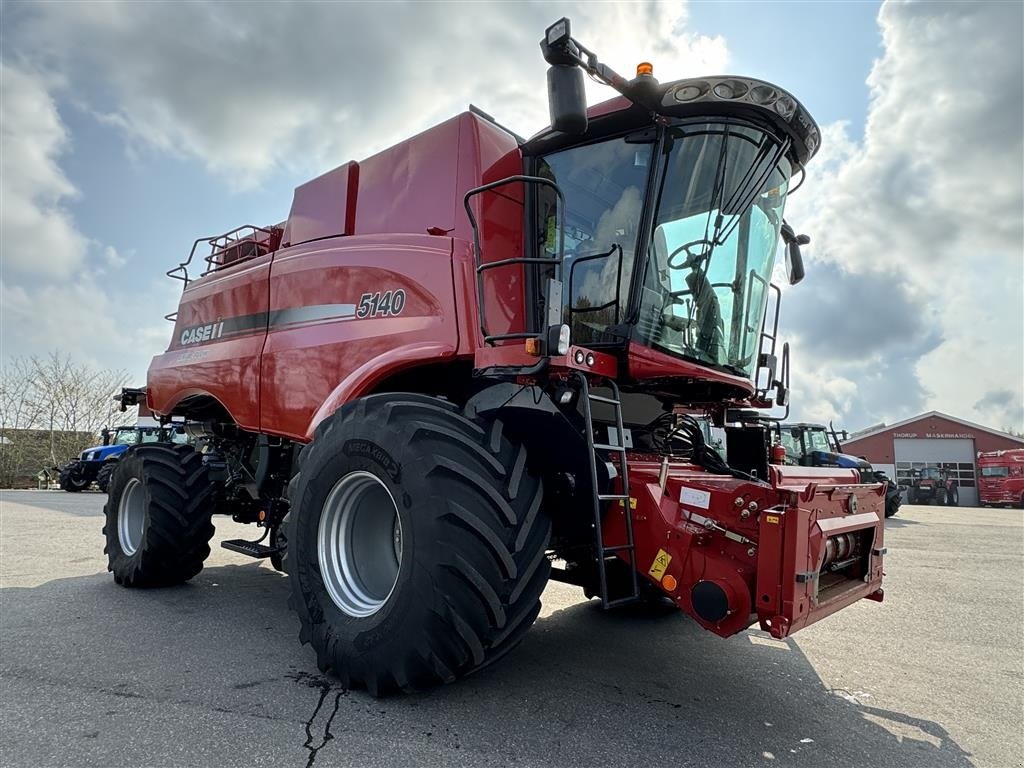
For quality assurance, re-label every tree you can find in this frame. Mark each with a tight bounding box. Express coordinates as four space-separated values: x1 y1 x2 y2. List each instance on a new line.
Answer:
0 352 134 486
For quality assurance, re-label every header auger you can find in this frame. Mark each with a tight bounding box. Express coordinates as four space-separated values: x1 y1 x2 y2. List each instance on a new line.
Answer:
105 18 885 696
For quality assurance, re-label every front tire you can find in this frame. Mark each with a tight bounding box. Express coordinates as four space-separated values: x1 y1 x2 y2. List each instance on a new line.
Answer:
285 394 550 696
947 486 959 506
59 464 90 492
103 444 216 587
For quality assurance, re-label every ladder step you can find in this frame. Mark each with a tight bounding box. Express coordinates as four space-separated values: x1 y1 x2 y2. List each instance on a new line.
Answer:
603 544 635 553
597 494 630 501
587 394 621 405
593 443 627 453
221 539 280 559
603 596 642 610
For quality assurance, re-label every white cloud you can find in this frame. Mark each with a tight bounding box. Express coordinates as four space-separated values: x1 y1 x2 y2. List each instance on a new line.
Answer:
8 2 727 183
102 245 127 268
781 0 1023 432
0 274 178 384
0 64 88 278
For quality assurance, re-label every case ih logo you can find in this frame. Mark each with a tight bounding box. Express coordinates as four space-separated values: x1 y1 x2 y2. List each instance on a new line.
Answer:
180 322 225 346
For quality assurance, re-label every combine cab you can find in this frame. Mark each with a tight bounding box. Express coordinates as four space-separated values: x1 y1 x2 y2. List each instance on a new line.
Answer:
106 19 885 695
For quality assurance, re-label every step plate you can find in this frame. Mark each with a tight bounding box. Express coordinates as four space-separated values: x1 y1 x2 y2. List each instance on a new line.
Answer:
221 539 279 559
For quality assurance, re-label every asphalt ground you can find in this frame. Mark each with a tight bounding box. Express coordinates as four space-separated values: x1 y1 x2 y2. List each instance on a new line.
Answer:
1 490 1021 768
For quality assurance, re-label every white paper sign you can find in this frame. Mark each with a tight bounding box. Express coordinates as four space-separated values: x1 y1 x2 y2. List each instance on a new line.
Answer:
680 486 711 509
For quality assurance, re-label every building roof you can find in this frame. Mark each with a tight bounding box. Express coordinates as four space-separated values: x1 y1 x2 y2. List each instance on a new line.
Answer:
845 411 1024 445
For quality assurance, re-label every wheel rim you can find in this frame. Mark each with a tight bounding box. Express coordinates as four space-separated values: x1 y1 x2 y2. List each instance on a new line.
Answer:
317 471 403 618
117 478 146 556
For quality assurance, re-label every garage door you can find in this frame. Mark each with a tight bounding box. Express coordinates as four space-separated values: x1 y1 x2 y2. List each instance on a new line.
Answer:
895 438 977 506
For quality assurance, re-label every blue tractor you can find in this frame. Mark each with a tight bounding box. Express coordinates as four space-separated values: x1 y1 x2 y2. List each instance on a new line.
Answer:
58 425 186 492
777 422 902 518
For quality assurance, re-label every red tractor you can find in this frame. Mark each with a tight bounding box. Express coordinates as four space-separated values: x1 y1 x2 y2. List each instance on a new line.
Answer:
905 466 960 506
107 19 885 695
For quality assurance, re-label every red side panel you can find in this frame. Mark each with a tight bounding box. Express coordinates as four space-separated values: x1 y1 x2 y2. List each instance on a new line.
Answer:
282 162 359 247
353 116 463 237
148 255 272 430
259 234 460 441
626 341 756 396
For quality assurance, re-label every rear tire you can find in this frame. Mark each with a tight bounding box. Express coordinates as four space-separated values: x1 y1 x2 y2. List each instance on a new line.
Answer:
285 393 550 696
884 495 899 518
96 462 116 494
103 444 216 587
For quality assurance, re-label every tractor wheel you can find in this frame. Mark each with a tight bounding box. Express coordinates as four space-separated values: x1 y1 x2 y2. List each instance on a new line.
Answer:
285 393 550 696
59 466 89 492
884 495 899 518
102 444 216 587
947 486 959 506
96 462 116 494
936 489 947 506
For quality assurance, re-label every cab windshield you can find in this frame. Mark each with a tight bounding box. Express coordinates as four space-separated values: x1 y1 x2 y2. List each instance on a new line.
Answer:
806 429 833 453
636 122 790 376
112 428 140 446
981 466 1008 478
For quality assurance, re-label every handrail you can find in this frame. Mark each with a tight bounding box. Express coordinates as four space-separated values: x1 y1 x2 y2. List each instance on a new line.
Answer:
463 175 565 345
166 224 280 289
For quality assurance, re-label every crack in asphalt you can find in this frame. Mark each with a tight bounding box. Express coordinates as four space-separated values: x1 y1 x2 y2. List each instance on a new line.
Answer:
289 671 347 767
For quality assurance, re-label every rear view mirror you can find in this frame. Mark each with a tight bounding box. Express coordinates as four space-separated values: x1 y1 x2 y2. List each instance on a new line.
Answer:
547 64 588 134
780 222 809 286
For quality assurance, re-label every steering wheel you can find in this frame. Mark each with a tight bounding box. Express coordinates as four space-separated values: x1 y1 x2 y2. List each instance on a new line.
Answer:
665 238 714 270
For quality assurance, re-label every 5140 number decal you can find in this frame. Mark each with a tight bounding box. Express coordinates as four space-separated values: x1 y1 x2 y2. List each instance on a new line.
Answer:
356 289 406 318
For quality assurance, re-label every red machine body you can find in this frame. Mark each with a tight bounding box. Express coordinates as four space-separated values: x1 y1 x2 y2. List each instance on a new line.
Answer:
601 461 884 639
145 72 884 642
978 449 1024 507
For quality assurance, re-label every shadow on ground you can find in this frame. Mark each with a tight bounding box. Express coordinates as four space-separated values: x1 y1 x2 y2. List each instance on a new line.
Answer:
0 562 973 768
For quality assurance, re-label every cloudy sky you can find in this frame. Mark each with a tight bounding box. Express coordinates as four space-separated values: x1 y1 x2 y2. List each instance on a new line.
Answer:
1 1 1021 432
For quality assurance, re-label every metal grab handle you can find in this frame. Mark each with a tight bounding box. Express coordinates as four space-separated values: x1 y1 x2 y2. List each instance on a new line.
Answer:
463 175 567 344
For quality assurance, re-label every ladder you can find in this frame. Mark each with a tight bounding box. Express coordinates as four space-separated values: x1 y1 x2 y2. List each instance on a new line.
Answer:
575 371 640 608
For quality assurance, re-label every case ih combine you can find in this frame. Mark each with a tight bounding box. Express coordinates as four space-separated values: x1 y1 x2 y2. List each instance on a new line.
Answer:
108 19 886 695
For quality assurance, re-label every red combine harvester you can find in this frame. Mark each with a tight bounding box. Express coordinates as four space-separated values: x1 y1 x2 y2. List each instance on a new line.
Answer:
108 19 885 695
978 449 1024 507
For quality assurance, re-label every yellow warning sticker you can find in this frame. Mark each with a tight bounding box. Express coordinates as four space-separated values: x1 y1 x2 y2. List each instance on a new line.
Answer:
618 497 638 509
765 514 780 525
648 549 672 580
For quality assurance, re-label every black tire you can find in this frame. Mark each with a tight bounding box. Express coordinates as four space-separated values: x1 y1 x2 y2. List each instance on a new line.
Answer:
103 444 216 587
269 525 285 572
936 489 947 506
906 489 916 505
96 461 116 494
947 486 959 507
285 393 550 696
59 465 89 492
884 495 899 518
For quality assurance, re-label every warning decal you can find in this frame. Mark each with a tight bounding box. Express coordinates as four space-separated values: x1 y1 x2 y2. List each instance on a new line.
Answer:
648 549 672 580
765 514 780 525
